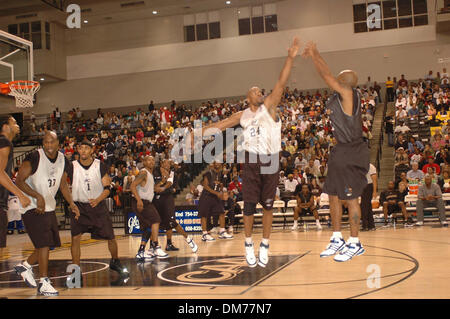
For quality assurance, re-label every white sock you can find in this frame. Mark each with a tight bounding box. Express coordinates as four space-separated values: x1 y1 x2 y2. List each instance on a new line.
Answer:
293 220 298 226
332 232 343 239
316 220 321 225
348 237 360 244
23 261 31 269
219 228 226 233
245 237 253 245
39 277 47 282
203 231 208 235
261 238 269 246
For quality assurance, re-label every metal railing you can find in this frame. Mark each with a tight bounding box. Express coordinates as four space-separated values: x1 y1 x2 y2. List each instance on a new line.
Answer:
375 93 388 176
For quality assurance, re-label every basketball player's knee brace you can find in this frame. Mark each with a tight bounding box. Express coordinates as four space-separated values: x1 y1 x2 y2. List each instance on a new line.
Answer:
243 202 257 216
140 227 152 243
168 218 178 229
261 199 274 211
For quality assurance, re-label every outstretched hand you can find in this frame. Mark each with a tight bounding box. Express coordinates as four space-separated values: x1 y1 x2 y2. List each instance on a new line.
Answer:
301 41 318 59
288 37 301 58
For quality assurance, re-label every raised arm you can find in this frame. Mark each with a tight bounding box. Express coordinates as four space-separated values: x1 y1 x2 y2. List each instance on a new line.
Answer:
302 41 354 114
302 42 347 94
202 111 243 135
265 37 301 113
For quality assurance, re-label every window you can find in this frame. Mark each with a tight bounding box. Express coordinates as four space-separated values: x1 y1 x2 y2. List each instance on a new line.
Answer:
31 21 41 50
251 16 264 34
45 22 50 50
265 15 278 32
184 25 195 42
183 12 221 42
238 5 278 36
19 23 30 40
196 23 208 41
353 0 428 33
7 21 50 50
238 18 251 35
209 22 221 39
8 24 18 35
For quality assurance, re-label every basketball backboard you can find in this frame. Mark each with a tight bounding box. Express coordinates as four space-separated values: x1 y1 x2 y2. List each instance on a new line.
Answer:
0 29 33 84
0 30 34 109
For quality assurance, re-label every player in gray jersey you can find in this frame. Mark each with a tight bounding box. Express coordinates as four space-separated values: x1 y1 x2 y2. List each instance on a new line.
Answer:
303 42 369 262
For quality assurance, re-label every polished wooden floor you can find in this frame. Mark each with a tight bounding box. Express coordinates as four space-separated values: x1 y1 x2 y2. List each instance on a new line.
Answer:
0 223 449 299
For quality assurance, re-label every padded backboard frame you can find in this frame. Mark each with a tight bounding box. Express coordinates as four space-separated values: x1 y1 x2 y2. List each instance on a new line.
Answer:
0 29 33 84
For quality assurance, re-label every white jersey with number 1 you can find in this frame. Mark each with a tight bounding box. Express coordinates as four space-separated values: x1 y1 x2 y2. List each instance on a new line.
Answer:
72 159 104 203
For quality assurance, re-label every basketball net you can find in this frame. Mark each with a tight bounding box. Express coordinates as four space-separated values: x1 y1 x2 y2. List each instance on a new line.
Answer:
8 81 40 108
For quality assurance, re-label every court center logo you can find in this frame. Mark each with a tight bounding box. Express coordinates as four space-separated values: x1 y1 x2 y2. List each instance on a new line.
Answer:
157 255 296 286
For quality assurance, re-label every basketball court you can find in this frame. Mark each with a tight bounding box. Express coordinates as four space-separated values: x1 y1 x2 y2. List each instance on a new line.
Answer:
0 224 448 299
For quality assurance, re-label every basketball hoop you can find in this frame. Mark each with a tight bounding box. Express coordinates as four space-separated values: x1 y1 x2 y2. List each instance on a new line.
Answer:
0 82 9 95
8 80 40 108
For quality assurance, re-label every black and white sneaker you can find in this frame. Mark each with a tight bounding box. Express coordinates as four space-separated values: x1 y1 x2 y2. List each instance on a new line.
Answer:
14 263 36 288
37 277 58 296
110 259 129 276
166 243 179 251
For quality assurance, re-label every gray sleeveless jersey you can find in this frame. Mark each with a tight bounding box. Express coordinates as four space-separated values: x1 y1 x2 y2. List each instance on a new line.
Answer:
326 89 363 144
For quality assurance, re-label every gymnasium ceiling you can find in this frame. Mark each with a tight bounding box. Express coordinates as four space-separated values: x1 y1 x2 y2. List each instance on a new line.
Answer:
0 0 285 25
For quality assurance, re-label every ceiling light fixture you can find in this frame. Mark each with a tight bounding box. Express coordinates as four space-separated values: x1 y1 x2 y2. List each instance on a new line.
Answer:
152 10 158 14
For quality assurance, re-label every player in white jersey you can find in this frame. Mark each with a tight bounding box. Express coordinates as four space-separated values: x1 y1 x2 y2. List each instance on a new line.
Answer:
130 155 169 261
14 131 80 296
189 37 301 267
67 140 129 279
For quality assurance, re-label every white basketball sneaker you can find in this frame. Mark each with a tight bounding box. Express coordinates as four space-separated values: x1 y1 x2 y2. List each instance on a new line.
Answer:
218 231 233 239
333 241 365 262
258 243 269 268
14 263 37 288
153 246 169 259
201 233 215 242
245 242 257 268
320 236 346 258
37 277 58 296
186 236 198 253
